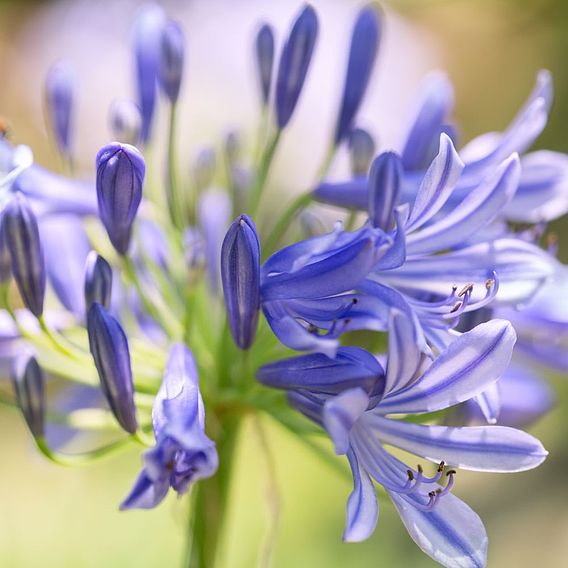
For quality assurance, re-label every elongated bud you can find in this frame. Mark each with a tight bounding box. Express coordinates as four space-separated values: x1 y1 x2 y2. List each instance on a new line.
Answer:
95 142 145 255
0 212 12 284
45 61 76 158
87 303 137 433
221 215 261 349
368 151 402 231
349 128 376 176
84 251 113 311
12 354 45 438
275 5 318 129
255 23 275 106
159 20 185 104
3 193 46 317
133 4 166 143
109 99 142 145
335 5 381 144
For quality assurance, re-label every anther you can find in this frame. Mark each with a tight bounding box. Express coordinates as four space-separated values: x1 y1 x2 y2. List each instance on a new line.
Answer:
407 469 414 481
458 283 474 297
437 461 445 472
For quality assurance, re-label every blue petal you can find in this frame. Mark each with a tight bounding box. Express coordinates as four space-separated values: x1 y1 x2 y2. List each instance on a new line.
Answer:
120 470 170 510
407 154 520 255
323 387 370 454
364 414 548 472
257 346 383 395
343 449 379 542
389 490 487 568
405 133 464 232
384 237 556 304
384 309 423 397
402 73 454 172
378 320 516 414
312 177 369 209
504 150 568 222
40 215 90 317
472 383 500 425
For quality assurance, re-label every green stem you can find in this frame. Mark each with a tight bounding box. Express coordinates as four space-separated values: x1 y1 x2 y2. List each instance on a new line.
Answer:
187 414 242 568
167 103 186 230
248 130 281 218
38 315 84 361
262 191 313 257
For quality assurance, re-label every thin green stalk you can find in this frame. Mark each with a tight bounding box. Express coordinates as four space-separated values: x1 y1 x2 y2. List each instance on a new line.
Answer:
261 143 338 256
187 414 242 568
35 435 134 467
167 103 186 230
248 129 281 218
122 256 183 340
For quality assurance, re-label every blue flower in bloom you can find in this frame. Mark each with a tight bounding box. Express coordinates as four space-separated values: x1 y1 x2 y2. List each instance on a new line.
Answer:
261 223 393 356
259 317 547 567
121 344 218 509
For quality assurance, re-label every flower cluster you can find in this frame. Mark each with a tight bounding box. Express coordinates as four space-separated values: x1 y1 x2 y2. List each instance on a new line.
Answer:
0 3 566 568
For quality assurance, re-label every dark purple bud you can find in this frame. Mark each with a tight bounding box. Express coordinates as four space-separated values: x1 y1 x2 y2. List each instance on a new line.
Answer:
11 354 45 438
0 212 12 284
45 61 76 157
87 303 137 434
159 20 185 104
84 251 113 311
275 5 318 129
255 23 275 106
335 5 381 144
109 99 142 145
133 4 165 143
3 193 46 317
349 127 376 176
95 142 145 255
368 151 402 231
221 215 261 349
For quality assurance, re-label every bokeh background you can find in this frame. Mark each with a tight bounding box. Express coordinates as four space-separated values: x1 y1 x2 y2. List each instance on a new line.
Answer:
0 0 567 566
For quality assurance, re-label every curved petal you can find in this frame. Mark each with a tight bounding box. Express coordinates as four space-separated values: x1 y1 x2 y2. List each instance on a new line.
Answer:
366 415 547 472
379 320 516 415
472 383 500 425
407 154 520 255
389 490 487 568
323 388 370 454
312 177 369 209
120 470 170 510
406 133 464 232
343 449 379 542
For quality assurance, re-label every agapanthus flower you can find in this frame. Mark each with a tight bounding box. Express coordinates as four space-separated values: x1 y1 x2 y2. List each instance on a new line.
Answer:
0 2 564 567
259 317 547 567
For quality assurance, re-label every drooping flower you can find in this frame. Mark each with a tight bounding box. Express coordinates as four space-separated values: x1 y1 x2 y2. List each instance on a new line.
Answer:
121 343 218 509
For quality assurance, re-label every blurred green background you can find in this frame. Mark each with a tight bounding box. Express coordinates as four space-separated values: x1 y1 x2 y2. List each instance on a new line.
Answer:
0 1 567 567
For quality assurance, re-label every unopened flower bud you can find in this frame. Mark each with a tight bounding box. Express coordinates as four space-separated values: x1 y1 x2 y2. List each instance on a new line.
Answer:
45 61 76 158
3 193 46 317
368 151 402 231
255 23 275 107
11 354 45 438
95 142 145 255
349 128 376 176
109 99 142 145
87 303 137 434
0 212 12 284
275 5 318 129
84 251 113 311
334 5 381 145
133 4 166 143
221 215 261 349
159 20 185 104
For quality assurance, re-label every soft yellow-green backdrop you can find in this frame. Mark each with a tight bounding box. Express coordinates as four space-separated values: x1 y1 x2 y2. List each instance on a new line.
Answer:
0 1 567 567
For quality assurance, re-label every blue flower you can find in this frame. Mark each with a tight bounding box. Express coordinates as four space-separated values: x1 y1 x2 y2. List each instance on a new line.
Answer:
259 317 547 567
121 344 218 510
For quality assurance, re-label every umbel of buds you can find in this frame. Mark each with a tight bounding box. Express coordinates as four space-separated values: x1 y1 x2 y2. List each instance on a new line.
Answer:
95 142 145 255
2 193 46 317
11 354 45 439
87 303 137 434
221 215 261 349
